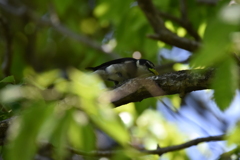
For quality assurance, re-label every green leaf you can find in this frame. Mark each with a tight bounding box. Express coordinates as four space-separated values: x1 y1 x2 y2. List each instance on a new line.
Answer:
3 102 55 160
67 69 130 146
50 109 71 160
191 5 239 67
136 109 185 147
68 111 95 151
211 56 238 110
227 122 240 145
0 76 15 83
134 98 157 115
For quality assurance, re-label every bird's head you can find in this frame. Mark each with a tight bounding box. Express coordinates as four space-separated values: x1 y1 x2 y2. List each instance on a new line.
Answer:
136 59 159 76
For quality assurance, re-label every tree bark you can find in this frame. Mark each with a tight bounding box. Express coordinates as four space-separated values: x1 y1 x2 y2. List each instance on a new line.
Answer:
111 69 214 107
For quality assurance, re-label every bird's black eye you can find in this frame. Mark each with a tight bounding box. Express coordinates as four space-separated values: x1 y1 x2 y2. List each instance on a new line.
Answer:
138 59 155 69
145 61 154 69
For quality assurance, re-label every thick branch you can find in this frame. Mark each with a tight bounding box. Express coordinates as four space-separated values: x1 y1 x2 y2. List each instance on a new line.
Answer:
111 69 214 107
137 0 201 52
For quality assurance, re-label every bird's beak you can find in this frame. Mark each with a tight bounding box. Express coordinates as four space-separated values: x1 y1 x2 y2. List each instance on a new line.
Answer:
149 68 159 75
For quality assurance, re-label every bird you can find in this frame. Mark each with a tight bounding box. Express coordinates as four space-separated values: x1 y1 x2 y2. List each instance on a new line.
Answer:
86 58 158 85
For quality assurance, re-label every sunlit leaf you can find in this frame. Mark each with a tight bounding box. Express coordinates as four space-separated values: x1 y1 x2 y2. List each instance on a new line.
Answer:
94 2 109 17
29 69 61 89
1 84 44 106
80 18 99 35
0 85 23 103
115 103 136 127
227 122 240 145
135 109 185 148
68 69 130 146
177 27 187 37
167 94 181 109
165 21 176 33
68 111 95 151
198 23 207 38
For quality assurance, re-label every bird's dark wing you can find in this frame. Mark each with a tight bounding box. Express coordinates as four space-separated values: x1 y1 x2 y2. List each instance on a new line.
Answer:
85 58 136 71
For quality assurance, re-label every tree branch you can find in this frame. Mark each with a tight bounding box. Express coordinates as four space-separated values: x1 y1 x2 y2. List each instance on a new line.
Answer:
0 118 225 157
142 134 225 155
158 11 201 42
137 0 201 52
68 134 224 157
158 10 201 41
111 69 214 107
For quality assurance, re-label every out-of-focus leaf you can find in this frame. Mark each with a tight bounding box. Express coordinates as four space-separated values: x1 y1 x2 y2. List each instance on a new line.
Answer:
31 69 61 89
191 5 239 67
0 85 24 103
165 21 176 33
53 0 72 16
0 76 15 83
227 122 240 145
80 18 99 35
10 45 27 81
94 2 109 17
115 103 136 127
0 84 44 104
68 69 130 146
218 146 240 160
95 1 130 23
153 0 171 11
134 98 157 115
68 111 95 151
135 109 185 149
4 102 55 160
50 109 72 160
211 56 238 110
198 23 207 37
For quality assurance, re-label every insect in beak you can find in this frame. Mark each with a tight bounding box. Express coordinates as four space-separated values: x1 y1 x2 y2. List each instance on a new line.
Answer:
149 68 159 75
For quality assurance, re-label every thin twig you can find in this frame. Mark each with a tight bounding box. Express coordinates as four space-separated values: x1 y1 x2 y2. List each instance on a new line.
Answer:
137 0 201 52
158 11 201 41
142 134 224 155
67 134 225 157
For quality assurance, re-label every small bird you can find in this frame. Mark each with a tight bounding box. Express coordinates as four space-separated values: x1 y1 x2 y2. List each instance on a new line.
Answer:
86 58 158 85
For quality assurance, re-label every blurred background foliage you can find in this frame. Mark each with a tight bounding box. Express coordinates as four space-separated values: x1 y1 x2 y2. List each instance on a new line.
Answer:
0 0 240 160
